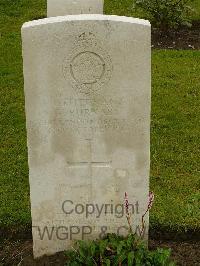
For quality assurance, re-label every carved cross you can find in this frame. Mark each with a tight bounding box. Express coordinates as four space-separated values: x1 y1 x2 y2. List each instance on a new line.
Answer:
67 139 112 171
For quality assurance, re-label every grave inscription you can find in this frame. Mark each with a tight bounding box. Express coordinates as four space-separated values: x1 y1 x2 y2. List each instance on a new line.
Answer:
22 15 151 258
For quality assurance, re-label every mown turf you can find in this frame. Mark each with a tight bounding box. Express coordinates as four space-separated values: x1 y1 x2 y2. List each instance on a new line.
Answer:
0 0 200 235
192 0 200 20
151 50 200 232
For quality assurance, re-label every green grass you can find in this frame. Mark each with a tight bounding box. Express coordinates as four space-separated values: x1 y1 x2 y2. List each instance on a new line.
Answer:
0 0 200 235
151 50 200 232
192 0 200 20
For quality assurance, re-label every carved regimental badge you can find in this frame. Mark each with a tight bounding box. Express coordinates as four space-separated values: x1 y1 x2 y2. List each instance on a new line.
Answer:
63 32 113 95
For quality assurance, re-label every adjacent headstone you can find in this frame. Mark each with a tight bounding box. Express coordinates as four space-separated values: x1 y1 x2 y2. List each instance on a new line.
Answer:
22 14 151 258
47 0 104 17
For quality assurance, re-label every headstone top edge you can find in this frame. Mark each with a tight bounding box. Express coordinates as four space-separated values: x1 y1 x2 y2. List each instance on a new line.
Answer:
22 14 151 30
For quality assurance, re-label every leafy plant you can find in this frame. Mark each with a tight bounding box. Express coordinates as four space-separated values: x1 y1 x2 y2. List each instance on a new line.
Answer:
134 0 195 29
65 234 176 265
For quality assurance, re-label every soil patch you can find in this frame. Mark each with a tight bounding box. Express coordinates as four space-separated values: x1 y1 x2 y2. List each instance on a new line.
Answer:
152 21 200 50
0 238 199 266
150 240 200 266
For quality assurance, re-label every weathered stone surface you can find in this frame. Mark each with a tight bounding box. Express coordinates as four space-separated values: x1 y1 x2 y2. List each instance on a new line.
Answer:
47 0 104 17
22 15 151 258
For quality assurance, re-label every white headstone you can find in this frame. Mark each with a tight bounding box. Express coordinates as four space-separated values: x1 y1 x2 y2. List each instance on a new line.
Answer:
47 0 104 17
22 15 151 258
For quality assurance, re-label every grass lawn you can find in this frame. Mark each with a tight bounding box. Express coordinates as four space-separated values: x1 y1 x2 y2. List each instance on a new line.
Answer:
0 0 200 236
192 0 200 20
